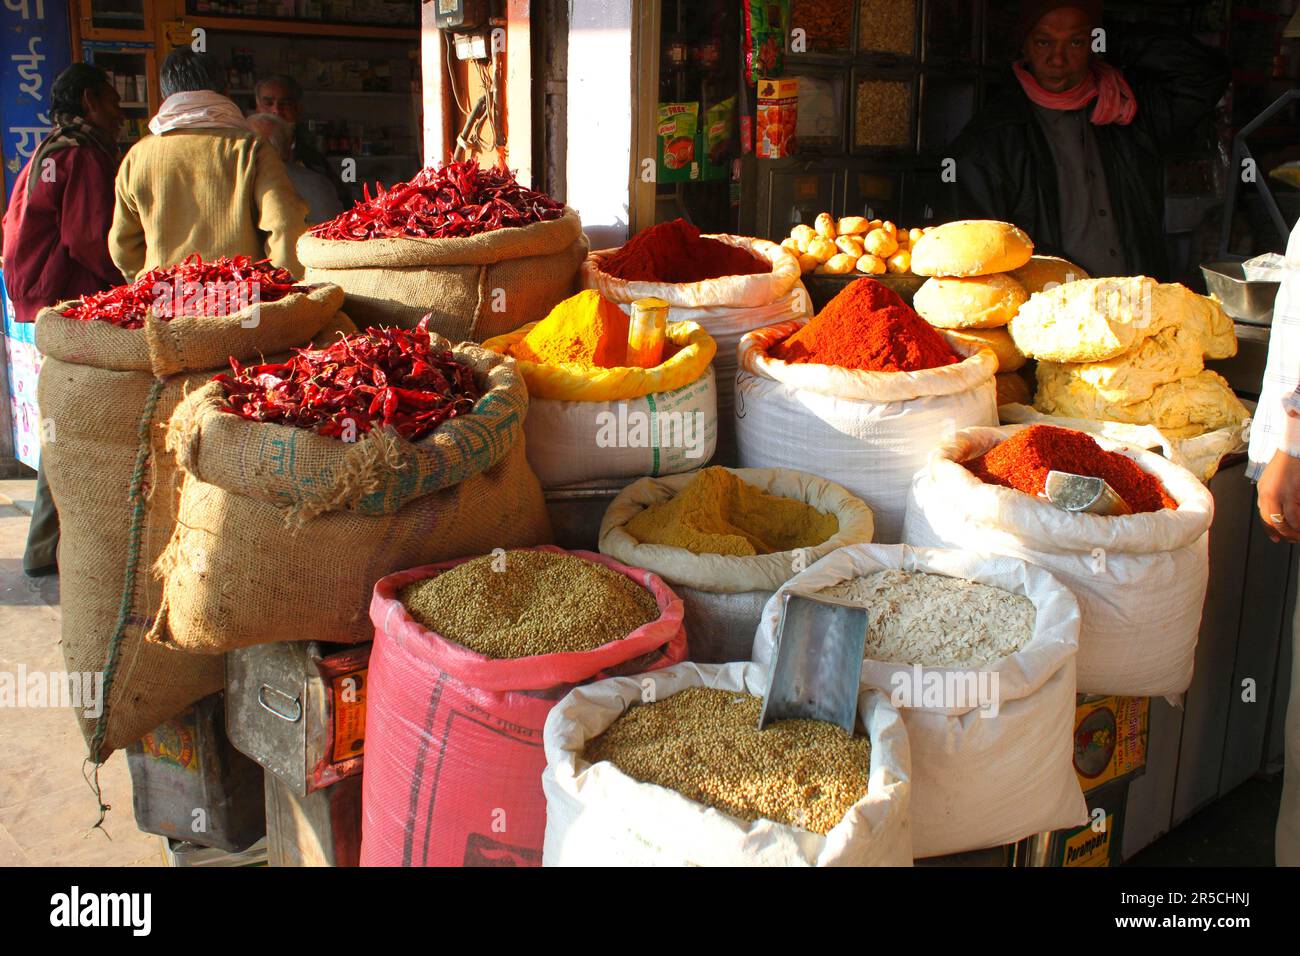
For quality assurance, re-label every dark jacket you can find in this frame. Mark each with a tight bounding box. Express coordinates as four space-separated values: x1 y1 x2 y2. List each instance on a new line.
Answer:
946 32 1229 280
2 124 120 321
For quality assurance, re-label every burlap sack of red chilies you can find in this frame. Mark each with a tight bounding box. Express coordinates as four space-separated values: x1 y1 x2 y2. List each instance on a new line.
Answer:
35 283 350 761
296 208 588 339
362 545 687 867
148 336 553 654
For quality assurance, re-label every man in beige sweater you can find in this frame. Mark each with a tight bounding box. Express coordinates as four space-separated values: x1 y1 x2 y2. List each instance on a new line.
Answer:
110 49 307 279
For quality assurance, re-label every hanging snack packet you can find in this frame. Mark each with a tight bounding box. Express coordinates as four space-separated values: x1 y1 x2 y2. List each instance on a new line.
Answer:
657 102 700 183
744 0 790 85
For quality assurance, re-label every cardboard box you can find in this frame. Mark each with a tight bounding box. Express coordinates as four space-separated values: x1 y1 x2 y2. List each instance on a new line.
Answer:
1073 694 1149 792
756 77 798 159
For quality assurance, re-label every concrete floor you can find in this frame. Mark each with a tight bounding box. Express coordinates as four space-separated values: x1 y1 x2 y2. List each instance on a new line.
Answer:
0 478 162 866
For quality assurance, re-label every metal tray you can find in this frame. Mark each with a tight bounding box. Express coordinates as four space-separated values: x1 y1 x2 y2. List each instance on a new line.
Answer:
1200 261 1280 327
802 272 926 311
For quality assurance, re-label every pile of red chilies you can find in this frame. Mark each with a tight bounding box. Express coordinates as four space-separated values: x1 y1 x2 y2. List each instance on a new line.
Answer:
215 317 481 442
310 160 565 241
61 254 300 329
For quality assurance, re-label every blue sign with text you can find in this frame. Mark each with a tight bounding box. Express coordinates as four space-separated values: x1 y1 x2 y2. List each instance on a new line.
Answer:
2 0 72 198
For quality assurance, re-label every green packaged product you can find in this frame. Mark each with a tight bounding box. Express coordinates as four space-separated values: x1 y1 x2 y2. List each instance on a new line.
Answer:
656 102 700 183
744 0 791 84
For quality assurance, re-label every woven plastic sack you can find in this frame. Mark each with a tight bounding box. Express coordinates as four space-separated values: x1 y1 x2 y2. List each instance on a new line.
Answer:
297 208 588 338
735 320 998 542
482 322 719 488
599 467 876 662
149 337 552 654
752 543 1087 858
541 661 912 866
902 425 1214 697
35 283 349 760
362 546 687 866
583 235 808 465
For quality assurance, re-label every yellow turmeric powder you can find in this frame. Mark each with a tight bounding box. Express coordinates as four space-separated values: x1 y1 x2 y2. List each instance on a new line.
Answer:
512 289 630 367
626 467 839 556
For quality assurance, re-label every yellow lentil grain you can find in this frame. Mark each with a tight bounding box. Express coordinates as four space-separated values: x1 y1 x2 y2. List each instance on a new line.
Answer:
583 687 872 835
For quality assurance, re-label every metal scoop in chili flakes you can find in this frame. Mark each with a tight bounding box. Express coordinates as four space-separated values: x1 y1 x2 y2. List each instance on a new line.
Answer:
215 316 482 442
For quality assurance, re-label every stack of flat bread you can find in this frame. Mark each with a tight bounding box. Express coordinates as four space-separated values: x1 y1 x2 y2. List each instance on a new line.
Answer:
910 220 1088 407
1009 276 1246 439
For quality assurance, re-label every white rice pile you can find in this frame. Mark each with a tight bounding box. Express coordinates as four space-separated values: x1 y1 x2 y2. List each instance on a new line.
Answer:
819 570 1035 668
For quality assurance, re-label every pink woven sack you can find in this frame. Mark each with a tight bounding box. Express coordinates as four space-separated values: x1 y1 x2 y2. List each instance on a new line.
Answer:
362 545 687 866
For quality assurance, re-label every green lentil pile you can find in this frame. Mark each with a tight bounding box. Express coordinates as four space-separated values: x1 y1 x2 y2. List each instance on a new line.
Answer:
583 687 872 835
400 550 661 659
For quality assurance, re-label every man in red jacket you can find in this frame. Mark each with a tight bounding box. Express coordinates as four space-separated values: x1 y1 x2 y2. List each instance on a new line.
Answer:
1 63 123 575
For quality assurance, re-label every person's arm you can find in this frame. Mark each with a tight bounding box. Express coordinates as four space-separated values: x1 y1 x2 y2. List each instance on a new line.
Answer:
1111 28 1229 145
1254 245 1300 542
251 141 308 276
108 154 147 282
60 147 122 286
1257 399 1300 543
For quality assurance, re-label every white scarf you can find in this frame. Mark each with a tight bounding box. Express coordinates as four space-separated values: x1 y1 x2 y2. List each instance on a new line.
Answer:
148 91 250 136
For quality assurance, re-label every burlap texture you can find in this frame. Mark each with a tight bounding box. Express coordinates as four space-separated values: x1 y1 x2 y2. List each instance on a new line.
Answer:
149 338 553 653
36 287 351 761
36 283 345 374
297 208 587 339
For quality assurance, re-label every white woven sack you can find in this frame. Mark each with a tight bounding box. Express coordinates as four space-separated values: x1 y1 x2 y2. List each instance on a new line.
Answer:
901 425 1214 698
598 467 875 662
523 367 718 488
734 325 998 543
583 236 809 466
751 543 1086 858
541 661 912 866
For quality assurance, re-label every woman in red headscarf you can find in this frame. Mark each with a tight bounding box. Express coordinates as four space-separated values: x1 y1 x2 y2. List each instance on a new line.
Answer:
944 1 1227 280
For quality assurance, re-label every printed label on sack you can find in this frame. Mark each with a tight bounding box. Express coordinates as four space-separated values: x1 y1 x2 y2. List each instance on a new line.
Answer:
592 373 717 475
405 696 548 867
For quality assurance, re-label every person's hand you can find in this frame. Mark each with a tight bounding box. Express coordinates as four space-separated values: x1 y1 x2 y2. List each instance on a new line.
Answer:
1256 449 1300 543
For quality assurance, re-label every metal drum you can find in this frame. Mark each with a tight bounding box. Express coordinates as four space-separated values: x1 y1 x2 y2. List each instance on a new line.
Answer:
127 693 266 852
164 837 269 867
543 477 641 551
225 641 370 797
264 774 363 867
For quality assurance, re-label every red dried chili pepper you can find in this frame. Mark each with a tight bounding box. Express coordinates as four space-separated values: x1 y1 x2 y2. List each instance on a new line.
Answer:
310 160 565 242
61 254 301 329
215 315 482 442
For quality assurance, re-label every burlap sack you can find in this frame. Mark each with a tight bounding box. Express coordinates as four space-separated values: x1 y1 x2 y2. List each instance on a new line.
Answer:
149 337 553 653
297 208 588 339
35 283 348 761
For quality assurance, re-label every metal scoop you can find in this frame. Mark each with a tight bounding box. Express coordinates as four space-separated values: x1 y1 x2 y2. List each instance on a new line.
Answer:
758 590 869 734
1044 469 1131 516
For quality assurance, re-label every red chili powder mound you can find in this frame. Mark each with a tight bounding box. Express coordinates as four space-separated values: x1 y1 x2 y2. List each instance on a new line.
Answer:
771 278 961 373
601 218 771 283
964 424 1178 514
